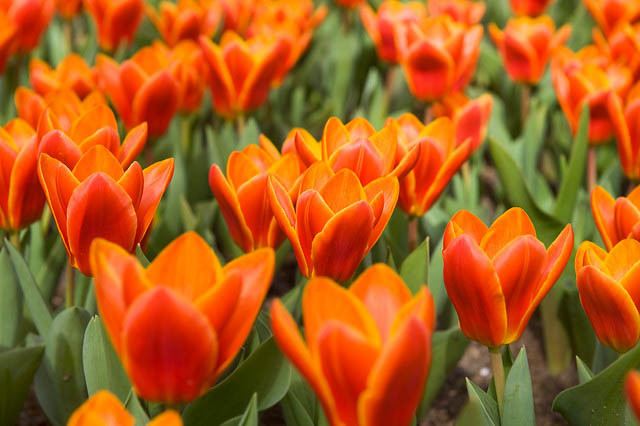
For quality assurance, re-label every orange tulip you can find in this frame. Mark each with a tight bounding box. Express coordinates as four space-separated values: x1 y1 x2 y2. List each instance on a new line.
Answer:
489 16 571 85
575 239 640 352
261 128 314 172
387 115 472 217
590 185 640 250
509 0 555 16
90 232 275 402
219 0 254 35
443 208 573 347
612 82 640 179
400 16 483 101
268 163 398 282
293 117 420 186
147 0 220 47
0 119 45 230
427 0 485 25
68 390 182 426
360 1 428 64
85 0 144 51
0 0 54 52
626 370 640 420
605 24 640 79
96 48 180 138
209 142 301 252
199 32 291 118
271 264 435 426
38 145 173 275
584 0 640 35
433 92 493 152
29 54 96 99
55 0 82 19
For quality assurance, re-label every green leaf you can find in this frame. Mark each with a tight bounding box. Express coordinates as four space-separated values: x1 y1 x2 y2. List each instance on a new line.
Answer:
465 378 500 426
5 239 53 337
576 356 594 384
0 247 22 348
502 347 535 426
428 237 448 317
219 394 259 426
183 337 292 426
35 307 90 425
124 390 150 426
400 238 429 295
280 369 319 426
384 210 408 264
0 345 44 426
135 245 150 267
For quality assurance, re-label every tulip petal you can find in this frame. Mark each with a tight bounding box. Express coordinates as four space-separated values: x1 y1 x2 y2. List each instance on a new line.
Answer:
364 176 399 249
8 137 44 229
199 36 236 117
70 104 119 144
319 169 366 213
296 189 334 269
591 186 618 250
443 209 488 250
39 130 83 170
117 162 144 210
132 71 179 137
72 145 125 182
322 117 351 160
404 40 454 101
195 271 241 334
605 239 640 281
68 391 134 426
615 197 640 241
293 130 321 167
136 158 174 243
329 139 386 186
120 122 148 168
236 174 276 249
480 207 536 259
576 240 608 272
389 287 435 337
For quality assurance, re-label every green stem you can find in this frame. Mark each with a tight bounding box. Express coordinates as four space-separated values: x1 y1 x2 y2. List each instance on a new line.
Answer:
587 147 597 194
65 262 75 308
9 231 20 252
64 20 74 53
181 115 191 156
408 216 418 252
383 66 396 115
521 84 531 128
489 345 505 414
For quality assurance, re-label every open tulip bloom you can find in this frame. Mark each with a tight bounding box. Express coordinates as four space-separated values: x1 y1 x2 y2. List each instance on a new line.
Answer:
591 185 640 250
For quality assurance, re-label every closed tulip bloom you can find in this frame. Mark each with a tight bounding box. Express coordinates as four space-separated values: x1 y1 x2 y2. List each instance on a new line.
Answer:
428 0 485 25
626 371 640 420
490 17 571 85
38 145 174 275
271 264 435 426
584 0 640 35
147 0 220 47
199 32 291 118
85 0 145 51
575 239 640 352
433 92 493 152
612 82 640 179
1 0 54 52
29 54 96 99
56 0 82 19
262 128 315 172
360 1 428 64
443 208 573 347
400 16 483 101
68 390 182 426
0 119 45 230
268 163 399 282
90 233 275 402
209 142 301 252
590 185 640 250
510 0 554 16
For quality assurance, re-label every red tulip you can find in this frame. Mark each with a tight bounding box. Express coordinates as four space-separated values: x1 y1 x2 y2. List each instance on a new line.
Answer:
510 0 555 16
433 92 493 152
85 0 145 51
147 0 220 47
29 54 97 99
428 0 485 25
1 0 54 52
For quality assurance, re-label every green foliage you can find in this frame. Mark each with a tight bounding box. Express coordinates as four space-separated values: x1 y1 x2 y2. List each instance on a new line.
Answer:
0 345 44 425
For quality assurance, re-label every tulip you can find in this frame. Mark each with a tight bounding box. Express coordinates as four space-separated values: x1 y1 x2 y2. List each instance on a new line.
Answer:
442 208 573 347
2 0 54 52
29 54 96 99
584 0 640 35
626 371 640 421
85 0 145 51
147 0 220 47
268 163 398 282
433 92 493 152
427 0 485 25
199 32 291 118
261 128 314 172
360 1 428 64
489 16 571 85
603 24 640 79
68 390 182 425
589 185 640 250
209 142 301 252
38 145 174 275
400 16 483 101
0 118 45 230
509 0 554 16
293 117 420 186
575 239 640 352
219 0 254 35
387 115 472 217
56 0 82 19
0 12 16 74
90 232 275 402
271 264 435 426
96 49 180 138
612 82 640 179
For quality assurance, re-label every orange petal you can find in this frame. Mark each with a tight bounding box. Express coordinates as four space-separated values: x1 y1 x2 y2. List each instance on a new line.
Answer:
199 36 236 117
77 127 121 158
363 176 399 249
236 174 275 248
70 104 118 144
132 71 179 138
117 162 144 210
67 390 134 426
626 371 640 421
443 209 488 250
72 145 125 182
136 158 174 243
389 286 435 337
329 139 386 186
319 168 366 214
147 410 183 426
322 117 351 160
404 40 454 101
296 189 335 270
604 239 640 281
615 197 640 241
575 240 608 272
591 185 618 250
293 130 321 167
38 130 83 169
480 207 536 260
195 271 242 334
119 122 148 168
7 137 45 229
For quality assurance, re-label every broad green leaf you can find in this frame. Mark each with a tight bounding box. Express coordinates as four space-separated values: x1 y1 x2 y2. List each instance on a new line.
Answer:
576 356 595 384
281 279 306 321
465 378 499 426
281 369 319 426
502 347 535 426
0 247 21 347
428 237 448 317
0 345 44 426
124 390 150 426
384 210 409 264
400 237 429 295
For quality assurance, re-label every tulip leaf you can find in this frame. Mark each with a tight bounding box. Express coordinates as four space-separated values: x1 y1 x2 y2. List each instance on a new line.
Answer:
576 356 595 384
400 237 429 295
384 210 409 264
183 337 292 426
5 239 53 338
281 369 321 426
135 244 150 267
35 307 90 425
124 390 150 426
219 393 259 426
501 347 535 426
0 345 44 426
82 316 131 402
0 247 22 348
465 378 499 426
553 341 640 425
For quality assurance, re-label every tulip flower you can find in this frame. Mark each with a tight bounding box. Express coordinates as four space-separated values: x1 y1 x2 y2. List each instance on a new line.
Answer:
85 0 145 51
400 16 483 101
598 24 640 79
96 49 180 138
442 208 573 347
268 163 399 282
590 185 640 250
261 128 314 172
489 17 571 85
360 1 428 64
293 117 420 186
147 0 220 47
575 239 640 352
199 32 291 118
219 0 254 35
69 390 182 426
509 0 554 16
38 145 174 275
90 232 275 402
427 0 485 25
2 0 54 52
626 371 640 420
611 82 640 179
584 0 640 35
29 54 96 99
55 0 82 19
0 119 45 230
433 92 493 152
0 12 16 74
209 143 301 252
271 264 435 426
387 116 472 216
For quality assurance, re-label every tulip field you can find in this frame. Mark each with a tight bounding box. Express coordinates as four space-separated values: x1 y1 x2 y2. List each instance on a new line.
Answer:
3 0 640 424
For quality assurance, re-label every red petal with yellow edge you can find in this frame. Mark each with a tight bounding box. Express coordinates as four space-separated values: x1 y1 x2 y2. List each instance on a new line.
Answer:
148 410 183 426
237 174 276 248
39 130 83 169
226 150 263 191
503 29 540 83
296 189 335 268
480 207 536 260
575 240 608 272
268 153 300 190
72 145 125 182
389 287 435 338
104 0 144 48
350 264 412 342
443 235 507 347
364 176 399 249
66 173 138 275
319 169 366 212
118 162 144 210
615 198 640 241
120 123 147 168
136 158 174 243
621 261 640 312
311 200 374 282
329 139 385 186
627 371 640 421
216 248 274 374
293 130 321 167
591 185 618 250
120 61 147 102
122 287 218 403
404 40 454 101
357 316 431 426
270 300 338 425
443 209 488 250
346 118 376 140
15 87 46 130
146 231 222 301
8 137 44 229
132 71 179 138
297 162 334 195
604 239 640 281
390 142 420 180
195 271 241 333
199 36 236 117
577 266 640 353
77 127 121 158
70 104 118 143
317 321 380 426
322 117 351 160
67 390 134 426
222 38 255 96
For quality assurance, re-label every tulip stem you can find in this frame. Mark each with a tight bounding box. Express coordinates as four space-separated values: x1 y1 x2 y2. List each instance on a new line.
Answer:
181 115 191 156
424 104 433 124
489 345 505 414
64 20 74 53
65 262 75 308
236 114 245 138
9 231 20 252
521 84 531 128
408 216 418 252
384 66 397 114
